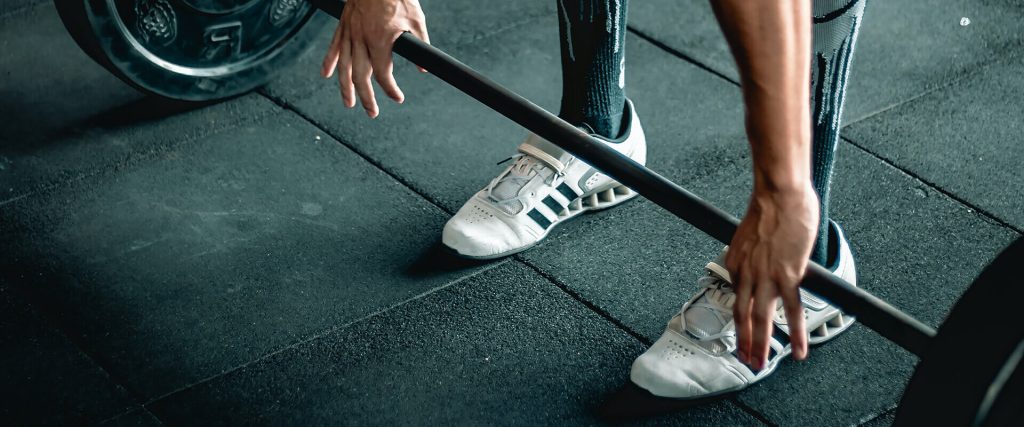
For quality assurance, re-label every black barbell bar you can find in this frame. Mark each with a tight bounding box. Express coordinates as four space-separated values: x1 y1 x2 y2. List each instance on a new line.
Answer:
309 0 936 357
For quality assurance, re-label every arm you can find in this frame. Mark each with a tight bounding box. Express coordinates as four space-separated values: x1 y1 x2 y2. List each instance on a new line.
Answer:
710 0 818 370
321 0 430 118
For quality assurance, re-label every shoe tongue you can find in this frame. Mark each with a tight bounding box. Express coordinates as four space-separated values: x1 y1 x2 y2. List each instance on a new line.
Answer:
683 250 734 352
490 157 553 202
684 290 730 340
490 132 578 202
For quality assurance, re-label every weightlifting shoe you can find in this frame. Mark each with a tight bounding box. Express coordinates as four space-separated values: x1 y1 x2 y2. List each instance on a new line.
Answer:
630 221 857 399
442 99 646 259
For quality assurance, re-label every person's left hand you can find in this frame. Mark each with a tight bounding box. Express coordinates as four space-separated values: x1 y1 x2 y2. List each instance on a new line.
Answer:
726 183 819 371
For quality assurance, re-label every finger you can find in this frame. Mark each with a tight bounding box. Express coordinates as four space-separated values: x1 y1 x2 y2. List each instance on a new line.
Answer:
337 26 355 108
410 20 430 72
732 262 753 365
322 24 344 78
781 286 809 360
352 38 379 118
368 39 405 103
750 283 776 371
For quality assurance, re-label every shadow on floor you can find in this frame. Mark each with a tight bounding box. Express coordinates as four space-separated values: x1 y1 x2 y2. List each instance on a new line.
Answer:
404 241 496 279
597 382 734 423
0 94 216 153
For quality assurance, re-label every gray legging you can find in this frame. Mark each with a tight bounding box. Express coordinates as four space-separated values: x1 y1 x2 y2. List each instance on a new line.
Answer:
809 0 866 265
554 0 866 265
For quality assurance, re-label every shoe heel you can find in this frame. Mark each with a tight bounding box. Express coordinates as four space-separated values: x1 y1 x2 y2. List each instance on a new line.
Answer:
808 311 857 345
584 184 637 211
613 185 634 197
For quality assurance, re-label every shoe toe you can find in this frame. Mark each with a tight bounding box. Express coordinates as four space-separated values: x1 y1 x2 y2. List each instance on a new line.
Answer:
442 204 524 258
630 329 746 399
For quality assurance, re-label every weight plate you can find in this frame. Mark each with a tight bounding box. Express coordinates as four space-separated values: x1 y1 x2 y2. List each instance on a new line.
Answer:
895 236 1024 427
55 0 328 101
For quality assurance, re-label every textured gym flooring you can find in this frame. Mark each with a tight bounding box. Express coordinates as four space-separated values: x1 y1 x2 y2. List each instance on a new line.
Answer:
1 0 1021 425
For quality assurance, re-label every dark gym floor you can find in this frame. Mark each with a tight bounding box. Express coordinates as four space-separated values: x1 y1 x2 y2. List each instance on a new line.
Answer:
1 0 1021 425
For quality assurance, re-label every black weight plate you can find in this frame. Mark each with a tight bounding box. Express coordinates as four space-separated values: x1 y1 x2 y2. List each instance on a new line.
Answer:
895 236 1024 427
55 0 328 101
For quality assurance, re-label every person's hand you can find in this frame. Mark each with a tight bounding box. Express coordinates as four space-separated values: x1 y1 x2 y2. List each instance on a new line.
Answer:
726 183 819 371
321 0 429 118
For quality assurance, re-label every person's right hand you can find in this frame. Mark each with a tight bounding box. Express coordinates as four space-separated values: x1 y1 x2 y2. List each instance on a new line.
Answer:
726 182 819 371
321 0 429 118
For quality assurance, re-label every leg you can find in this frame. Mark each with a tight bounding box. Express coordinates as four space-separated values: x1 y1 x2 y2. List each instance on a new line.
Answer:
441 0 646 259
809 0 867 266
556 0 629 139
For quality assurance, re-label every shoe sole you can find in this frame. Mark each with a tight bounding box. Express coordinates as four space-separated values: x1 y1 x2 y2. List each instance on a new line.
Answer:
445 183 638 260
797 285 858 346
808 310 856 345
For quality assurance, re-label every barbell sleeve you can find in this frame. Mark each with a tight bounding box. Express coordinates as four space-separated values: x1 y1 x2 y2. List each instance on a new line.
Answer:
309 0 937 357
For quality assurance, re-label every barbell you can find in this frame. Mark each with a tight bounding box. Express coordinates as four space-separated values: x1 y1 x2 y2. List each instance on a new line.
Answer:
54 1 1022 425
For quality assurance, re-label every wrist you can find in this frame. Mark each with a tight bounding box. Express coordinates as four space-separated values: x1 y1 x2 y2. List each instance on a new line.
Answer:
749 176 819 220
744 108 812 195
752 163 811 194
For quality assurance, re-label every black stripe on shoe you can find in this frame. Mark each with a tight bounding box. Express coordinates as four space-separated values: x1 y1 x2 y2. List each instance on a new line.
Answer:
556 183 579 201
732 325 792 375
732 348 778 375
772 324 791 348
527 208 552 229
542 195 564 214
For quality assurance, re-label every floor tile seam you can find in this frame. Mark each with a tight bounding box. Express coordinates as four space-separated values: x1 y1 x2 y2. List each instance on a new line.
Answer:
626 21 1020 142
512 256 653 346
855 403 898 426
0 104 281 209
513 256 776 426
840 53 1013 128
2 283 147 417
729 395 778 426
263 12 552 102
625 25 740 86
623 25 1022 236
140 258 511 408
842 135 1024 235
94 405 165 427
258 91 456 216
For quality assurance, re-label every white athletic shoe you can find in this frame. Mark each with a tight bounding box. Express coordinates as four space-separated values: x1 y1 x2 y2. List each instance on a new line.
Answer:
442 100 647 259
630 222 857 399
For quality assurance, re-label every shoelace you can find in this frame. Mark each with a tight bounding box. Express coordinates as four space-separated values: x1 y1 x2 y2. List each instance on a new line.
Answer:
682 271 738 343
484 154 555 203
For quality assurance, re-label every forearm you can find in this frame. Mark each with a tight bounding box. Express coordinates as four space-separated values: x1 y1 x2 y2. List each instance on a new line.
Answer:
711 0 812 193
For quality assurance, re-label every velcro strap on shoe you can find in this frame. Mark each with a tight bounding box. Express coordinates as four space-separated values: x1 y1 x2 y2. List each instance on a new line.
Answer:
705 261 732 283
518 143 566 175
516 134 573 172
799 288 830 310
